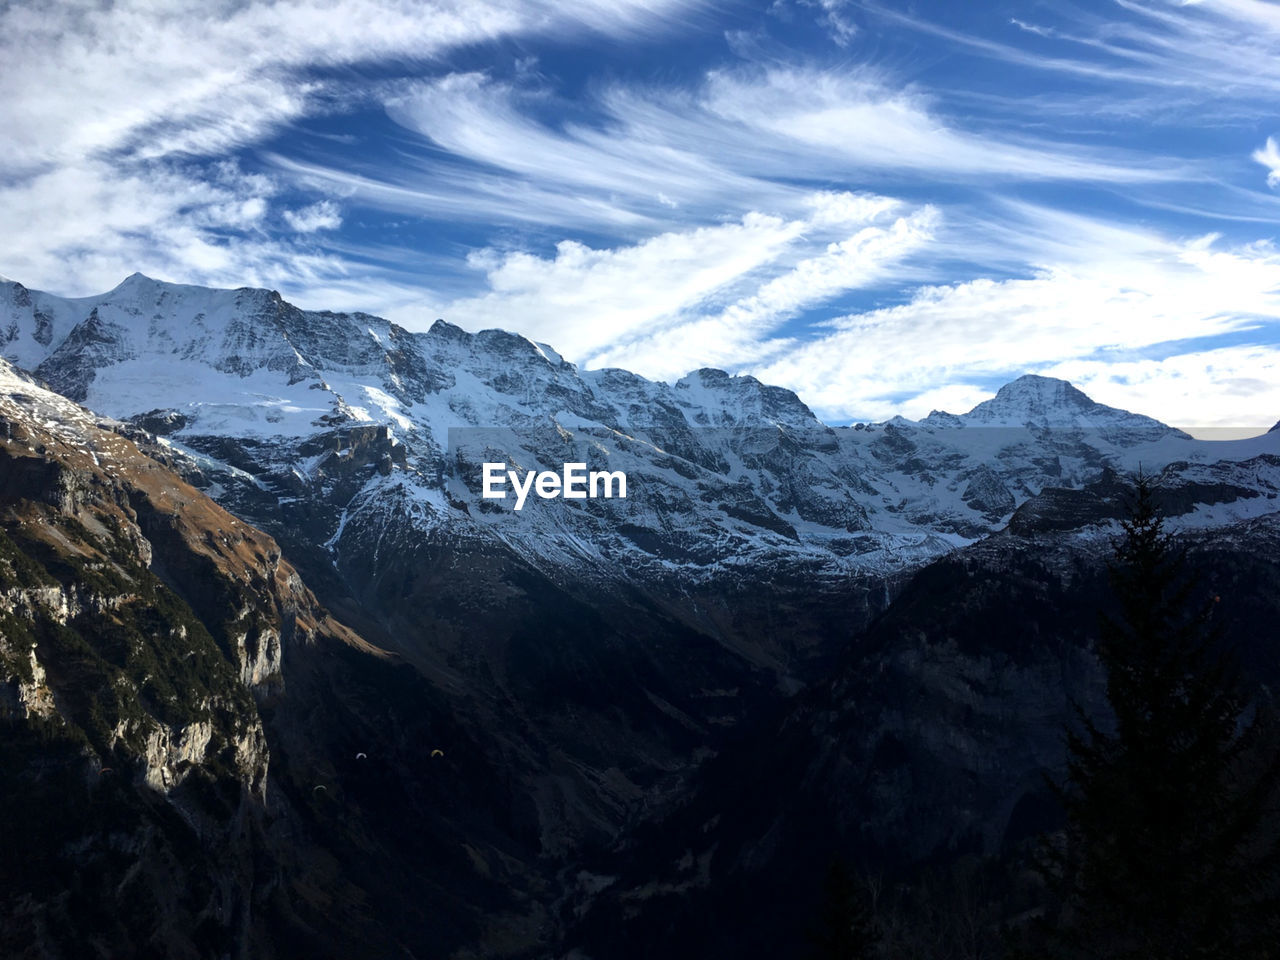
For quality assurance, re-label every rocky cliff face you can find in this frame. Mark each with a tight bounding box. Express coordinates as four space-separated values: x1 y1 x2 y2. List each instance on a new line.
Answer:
0 359 540 959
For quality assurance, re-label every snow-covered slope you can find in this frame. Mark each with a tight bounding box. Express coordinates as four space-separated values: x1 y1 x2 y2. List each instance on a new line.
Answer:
3 274 1278 588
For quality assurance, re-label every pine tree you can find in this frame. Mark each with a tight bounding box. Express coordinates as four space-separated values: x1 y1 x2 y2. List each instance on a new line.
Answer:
1043 474 1280 959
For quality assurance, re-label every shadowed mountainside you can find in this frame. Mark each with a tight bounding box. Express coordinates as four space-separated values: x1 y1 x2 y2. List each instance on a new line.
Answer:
0 360 541 959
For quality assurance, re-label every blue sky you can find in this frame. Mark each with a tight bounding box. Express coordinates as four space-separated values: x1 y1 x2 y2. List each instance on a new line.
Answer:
4 0 1280 429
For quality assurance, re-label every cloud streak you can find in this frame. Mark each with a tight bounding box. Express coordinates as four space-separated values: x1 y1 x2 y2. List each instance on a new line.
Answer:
422 192 935 377
372 63 1185 223
857 0 1280 99
1 0 707 171
749 223 1280 425
0 0 708 294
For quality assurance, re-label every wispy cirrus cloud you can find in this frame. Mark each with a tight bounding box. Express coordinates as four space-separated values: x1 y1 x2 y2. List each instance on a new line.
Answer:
418 191 935 377
263 56 1187 263
587 202 940 379
373 63 1184 215
0 0 708 293
856 0 1280 98
693 66 1184 182
1 0 708 172
750 217 1280 426
377 71 792 224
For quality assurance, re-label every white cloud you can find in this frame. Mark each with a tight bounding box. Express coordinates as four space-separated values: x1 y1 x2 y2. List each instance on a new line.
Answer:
866 0 1280 104
896 384 996 421
434 212 807 354
258 59 1189 263
587 204 939 379
378 71 790 224
283 200 343 233
697 67 1181 183
0 0 706 297
422 192 934 378
270 151 665 233
0 0 706 172
1042 346 1280 432
1254 137 1280 188
366 64 1180 234
809 0 859 46
747 228 1280 423
0 160 350 296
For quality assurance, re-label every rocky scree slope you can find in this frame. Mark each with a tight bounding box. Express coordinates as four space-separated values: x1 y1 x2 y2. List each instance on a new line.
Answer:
0 358 544 960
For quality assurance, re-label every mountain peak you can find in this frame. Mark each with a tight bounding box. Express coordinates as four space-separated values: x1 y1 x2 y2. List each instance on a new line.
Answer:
994 374 1091 405
680 367 732 384
965 375 1098 422
109 273 239 302
424 318 471 349
112 271 158 289
960 374 1185 438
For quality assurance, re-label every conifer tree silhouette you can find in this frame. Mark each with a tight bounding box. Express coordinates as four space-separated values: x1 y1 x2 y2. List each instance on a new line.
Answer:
1044 474 1280 959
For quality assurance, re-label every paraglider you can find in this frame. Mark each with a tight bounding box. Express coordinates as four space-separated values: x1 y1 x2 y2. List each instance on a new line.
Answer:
430 749 444 759
355 752 367 760
313 784 327 794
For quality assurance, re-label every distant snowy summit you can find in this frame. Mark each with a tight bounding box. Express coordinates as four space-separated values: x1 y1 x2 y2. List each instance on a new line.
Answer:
2 274 1277 584
963 375 1184 436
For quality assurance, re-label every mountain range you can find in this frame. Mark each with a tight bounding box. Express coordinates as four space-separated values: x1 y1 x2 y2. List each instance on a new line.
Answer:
2 273 1279 958
4 274 1277 584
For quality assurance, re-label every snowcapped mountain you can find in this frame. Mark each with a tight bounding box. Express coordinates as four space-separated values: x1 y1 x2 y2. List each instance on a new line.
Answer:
4 273 1276 595
4 271 1279 725
6 274 1280 957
